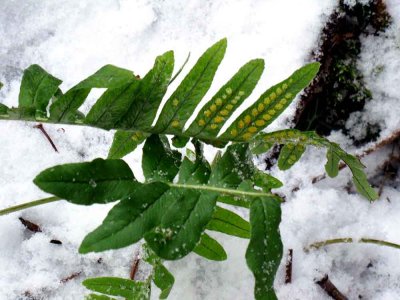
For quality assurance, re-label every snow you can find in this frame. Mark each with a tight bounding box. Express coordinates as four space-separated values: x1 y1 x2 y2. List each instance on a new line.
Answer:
1 0 400 299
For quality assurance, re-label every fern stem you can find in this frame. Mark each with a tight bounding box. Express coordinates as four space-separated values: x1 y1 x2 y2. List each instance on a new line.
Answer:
0 196 61 216
305 237 400 252
170 183 279 199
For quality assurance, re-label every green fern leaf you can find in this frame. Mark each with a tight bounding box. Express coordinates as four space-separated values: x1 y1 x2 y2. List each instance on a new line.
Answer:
19 64 62 117
193 233 227 261
50 65 136 122
186 58 264 139
252 129 378 201
153 38 227 134
220 62 320 141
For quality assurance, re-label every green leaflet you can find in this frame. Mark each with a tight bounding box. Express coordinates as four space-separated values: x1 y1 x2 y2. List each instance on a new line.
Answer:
117 51 175 131
145 184 218 260
18 64 62 117
82 277 150 300
186 59 264 139
209 143 255 188
34 158 138 205
325 144 341 177
142 135 181 182
108 130 148 159
253 170 283 191
277 143 306 170
79 182 170 253
171 135 190 148
85 80 140 129
246 197 283 300
153 264 175 299
251 129 378 201
0 103 8 115
154 38 227 134
220 62 320 142
194 233 227 261
206 206 250 238
50 65 136 122
143 245 175 299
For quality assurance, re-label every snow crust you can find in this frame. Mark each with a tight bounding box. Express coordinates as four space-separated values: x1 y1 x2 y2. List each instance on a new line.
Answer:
1 0 399 299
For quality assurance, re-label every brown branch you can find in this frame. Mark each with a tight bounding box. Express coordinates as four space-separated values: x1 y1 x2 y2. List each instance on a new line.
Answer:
316 275 348 300
60 271 82 284
19 217 42 233
34 123 59 152
285 249 293 284
130 250 140 280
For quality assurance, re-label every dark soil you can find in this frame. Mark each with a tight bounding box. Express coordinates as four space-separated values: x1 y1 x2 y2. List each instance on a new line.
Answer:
294 0 391 145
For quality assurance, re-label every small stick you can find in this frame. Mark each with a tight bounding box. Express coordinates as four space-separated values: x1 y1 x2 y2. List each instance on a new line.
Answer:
285 249 293 284
60 271 82 284
316 275 348 300
34 123 59 152
19 217 42 233
130 250 140 280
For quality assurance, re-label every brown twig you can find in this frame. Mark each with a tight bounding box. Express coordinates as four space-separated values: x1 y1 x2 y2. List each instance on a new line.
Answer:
316 275 348 300
285 249 293 284
34 123 59 152
19 217 42 233
60 271 82 284
130 250 140 280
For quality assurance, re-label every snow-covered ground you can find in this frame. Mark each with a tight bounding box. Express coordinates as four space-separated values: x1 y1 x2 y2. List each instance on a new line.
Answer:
0 0 399 299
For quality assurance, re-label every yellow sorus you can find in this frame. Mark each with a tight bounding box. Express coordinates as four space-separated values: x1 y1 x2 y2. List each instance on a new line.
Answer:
238 120 245 128
287 144 294 150
268 109 276 115
172 99 179 106
235 95 241 101
230 129 238 137
248 126 258 133
270 92 277 100
258 103 264 112
289 78 294 83
275 103 283 110
276 87 283 95
204 110 211 117
287 159 294 165
198 119 206 126
210 124 218 129
210 104 217 112
231 99 238 105
238 91 245 96
287 131 295 137
255 119 265 127
171 120 180 128
215 98 223 106
226 104 234 110
244 115 252 124
220 109 229 116
289 155 297 161
242 133 253 140
263 97 271 105
226 87 233 95
131 135 138 142
214 116 224 123
222 95 227 99
280 99 288 105
252 108 259 117
282 83 288 90
262 114 272 121
285 93 293 99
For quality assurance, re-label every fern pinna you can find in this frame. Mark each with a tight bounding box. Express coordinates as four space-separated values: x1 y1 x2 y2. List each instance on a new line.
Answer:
0 39 377 300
